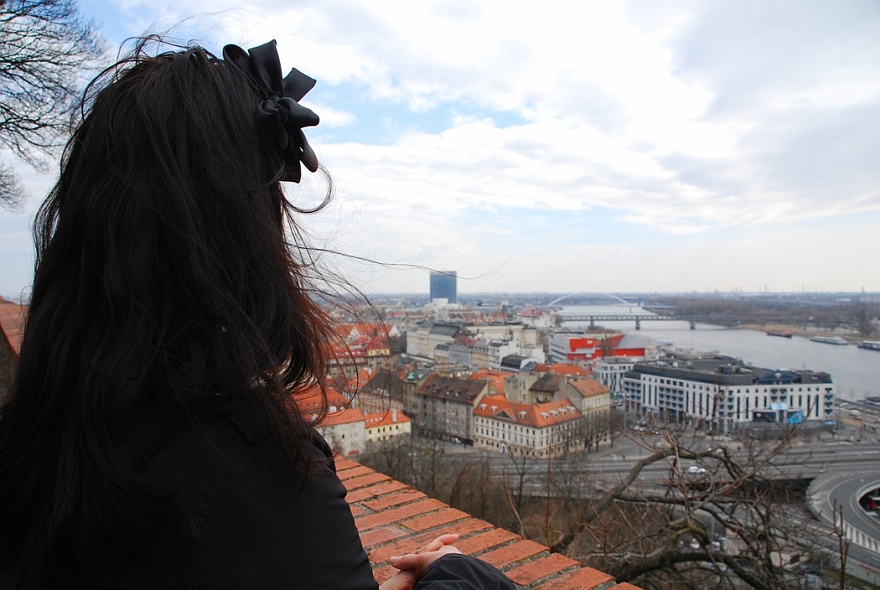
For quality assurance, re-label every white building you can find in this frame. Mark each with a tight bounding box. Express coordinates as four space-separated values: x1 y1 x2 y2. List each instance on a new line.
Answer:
364 409 412 443
623 354 835 433
317 407 367 457
474 396 585 458
405 323 463 360
592 358 638 396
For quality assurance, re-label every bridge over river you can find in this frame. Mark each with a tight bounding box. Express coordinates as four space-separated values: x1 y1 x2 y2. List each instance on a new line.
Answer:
556 313 795 330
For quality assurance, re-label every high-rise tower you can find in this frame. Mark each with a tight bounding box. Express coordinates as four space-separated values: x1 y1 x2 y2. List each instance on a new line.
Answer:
429 270 457 304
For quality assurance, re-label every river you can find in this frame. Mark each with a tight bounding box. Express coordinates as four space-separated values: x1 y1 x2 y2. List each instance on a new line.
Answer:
559 305 880 401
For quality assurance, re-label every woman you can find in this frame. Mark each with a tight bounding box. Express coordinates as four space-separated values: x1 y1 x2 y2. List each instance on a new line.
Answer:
0 39 513 589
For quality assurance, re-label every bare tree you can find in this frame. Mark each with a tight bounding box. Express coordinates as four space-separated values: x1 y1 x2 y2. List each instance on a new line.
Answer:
1 0 104 208
0 160 24 210
567 427 832 590
362 419 846 588
830 501 850 590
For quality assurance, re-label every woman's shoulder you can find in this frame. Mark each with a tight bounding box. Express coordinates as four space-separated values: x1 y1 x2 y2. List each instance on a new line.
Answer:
132 393 322 494
124 394 373 588
136 395 375 589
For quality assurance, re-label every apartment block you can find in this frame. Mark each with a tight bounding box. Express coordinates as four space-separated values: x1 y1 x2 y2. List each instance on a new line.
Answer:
623 353 835 433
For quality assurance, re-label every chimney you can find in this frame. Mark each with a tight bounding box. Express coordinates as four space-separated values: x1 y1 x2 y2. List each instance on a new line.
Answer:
392 408 397 422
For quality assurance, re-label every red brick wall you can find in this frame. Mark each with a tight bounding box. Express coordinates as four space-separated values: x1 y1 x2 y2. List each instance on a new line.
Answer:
337 458 640 590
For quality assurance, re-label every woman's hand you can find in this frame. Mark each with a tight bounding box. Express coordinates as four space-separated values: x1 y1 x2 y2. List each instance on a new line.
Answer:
378 534 462 590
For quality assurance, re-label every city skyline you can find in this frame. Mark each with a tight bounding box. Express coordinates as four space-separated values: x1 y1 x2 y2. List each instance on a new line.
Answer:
2 1 878 298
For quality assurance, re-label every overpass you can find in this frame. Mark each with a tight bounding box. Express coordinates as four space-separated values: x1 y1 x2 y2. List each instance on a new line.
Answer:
808 470 880 585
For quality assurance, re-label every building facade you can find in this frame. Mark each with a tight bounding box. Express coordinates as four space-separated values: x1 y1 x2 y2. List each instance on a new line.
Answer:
623 353 835 433
416 373 488 443
364 409 412 444
473 397 585 458
357 368 406 415
429 270 457 304
549 331 650 365
592 358 638 397
316 407 367 457
405 322 464 360
561 378 612 450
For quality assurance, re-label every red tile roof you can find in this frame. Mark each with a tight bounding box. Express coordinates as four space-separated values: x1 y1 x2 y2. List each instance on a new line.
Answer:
567 378 611 399
475 397 582 428
321 406 365 427
293 384 353 415
364 410 411 429
468 369 507 395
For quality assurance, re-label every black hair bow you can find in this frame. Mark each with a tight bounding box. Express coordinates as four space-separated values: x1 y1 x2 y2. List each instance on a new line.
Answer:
222 40 320 183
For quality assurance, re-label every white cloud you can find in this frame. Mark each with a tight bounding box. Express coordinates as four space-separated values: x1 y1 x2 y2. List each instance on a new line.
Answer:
2 0 878 295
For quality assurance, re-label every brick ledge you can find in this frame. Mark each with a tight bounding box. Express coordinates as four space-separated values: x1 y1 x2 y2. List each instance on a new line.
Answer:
337 457 640 590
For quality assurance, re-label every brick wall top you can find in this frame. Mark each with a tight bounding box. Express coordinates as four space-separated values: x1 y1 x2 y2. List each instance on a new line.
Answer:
336 457 640 590
0 299 26 359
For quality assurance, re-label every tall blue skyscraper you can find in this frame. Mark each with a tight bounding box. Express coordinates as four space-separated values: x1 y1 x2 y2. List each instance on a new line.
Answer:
429 270 457 303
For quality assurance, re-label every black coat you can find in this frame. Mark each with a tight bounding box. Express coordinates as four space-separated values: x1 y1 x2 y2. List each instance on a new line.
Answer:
16 395 512 590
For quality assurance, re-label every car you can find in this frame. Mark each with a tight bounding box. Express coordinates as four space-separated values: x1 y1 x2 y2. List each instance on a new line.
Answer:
687 465 708 475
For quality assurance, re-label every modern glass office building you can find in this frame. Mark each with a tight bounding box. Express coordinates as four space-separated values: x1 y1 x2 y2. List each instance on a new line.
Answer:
429 270 457 303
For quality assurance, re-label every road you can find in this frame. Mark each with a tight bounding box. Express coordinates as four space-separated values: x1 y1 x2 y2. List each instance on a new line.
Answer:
425 424 880 579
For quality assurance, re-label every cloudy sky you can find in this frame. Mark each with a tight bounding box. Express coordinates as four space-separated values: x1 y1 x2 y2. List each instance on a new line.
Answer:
2 0 878 299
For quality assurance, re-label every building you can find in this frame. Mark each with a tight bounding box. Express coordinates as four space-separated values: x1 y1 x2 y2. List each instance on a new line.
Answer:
548 331 612 364
487 336 545 370
429 270 457 304
592 358 639 398
473 396 585 458
504 374 540 405
296 384 366 457
623 353 835 433
327 323 394 378
529 373 566 403
405 322 465 360
364 409 412 444
498 354 539 374
468 369 508 397
517 308 554 328
356 368 406 415
401 366 432 431
548 331 649 365
416 373 489 443
318 407 367 456
560 378 612 450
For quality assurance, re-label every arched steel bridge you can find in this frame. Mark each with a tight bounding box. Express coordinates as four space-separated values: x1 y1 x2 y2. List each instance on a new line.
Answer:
546 293 635 306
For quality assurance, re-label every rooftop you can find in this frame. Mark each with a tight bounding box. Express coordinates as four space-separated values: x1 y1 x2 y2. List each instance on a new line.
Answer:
417 374 487 402
475 397 583 428
568 378 610 399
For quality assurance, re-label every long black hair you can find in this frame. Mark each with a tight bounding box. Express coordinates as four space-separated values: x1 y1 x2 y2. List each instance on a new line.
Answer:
0 38 334 578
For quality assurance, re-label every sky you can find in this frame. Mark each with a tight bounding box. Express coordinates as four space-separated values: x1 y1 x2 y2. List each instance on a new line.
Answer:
2 0 879 299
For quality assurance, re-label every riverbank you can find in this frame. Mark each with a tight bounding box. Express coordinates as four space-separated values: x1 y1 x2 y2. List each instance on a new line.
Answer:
741 323 864 344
